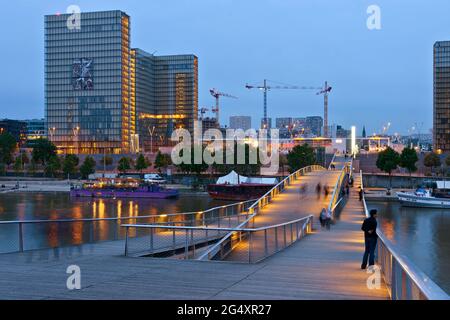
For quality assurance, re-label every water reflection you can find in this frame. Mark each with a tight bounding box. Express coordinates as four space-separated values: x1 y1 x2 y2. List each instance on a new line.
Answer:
367 201 450 294
0 192 228 253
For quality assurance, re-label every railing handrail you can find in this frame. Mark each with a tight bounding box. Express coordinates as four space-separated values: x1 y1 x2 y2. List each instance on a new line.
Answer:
0 199 257 225
328 152 337 170
197 164 325 261
327 158 352 213
360 170 449 300
248 165 325 211
122 214 314 233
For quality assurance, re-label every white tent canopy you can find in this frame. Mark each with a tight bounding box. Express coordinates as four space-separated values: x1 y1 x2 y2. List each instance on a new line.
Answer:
216 171 277 185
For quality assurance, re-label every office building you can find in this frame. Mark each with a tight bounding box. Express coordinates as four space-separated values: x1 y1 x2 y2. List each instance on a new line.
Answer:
229 116 251 131
260 118 272 129
201 117 219 133
0 119 27 146
45 10 132 154
132 50 198 151
275 117 293 129
306 116 323 137
24 119 46 147
433 41 450 152
45 10 198 155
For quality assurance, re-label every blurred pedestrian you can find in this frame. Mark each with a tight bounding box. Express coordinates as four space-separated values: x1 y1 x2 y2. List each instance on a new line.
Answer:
316 183 322 199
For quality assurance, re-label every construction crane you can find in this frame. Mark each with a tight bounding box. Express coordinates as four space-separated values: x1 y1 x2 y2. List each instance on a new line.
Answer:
199 107 209 121
245 79 332 135
209 88 238 126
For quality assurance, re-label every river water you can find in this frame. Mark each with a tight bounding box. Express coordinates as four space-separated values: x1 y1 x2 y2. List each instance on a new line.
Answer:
0 193 448 294
0 192 229 253
367 201 450 294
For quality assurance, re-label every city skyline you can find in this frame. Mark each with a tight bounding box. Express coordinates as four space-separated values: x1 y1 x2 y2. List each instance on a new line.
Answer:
1 1 450 135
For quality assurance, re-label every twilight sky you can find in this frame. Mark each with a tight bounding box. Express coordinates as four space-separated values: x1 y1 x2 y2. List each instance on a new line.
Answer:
0 0 448 135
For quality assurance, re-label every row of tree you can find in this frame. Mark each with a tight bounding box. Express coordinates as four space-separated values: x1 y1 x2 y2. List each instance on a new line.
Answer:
376 146 450 187
1 133 321 178
0 135 176 178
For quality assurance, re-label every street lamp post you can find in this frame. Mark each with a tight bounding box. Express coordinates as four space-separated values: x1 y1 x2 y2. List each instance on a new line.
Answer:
72 126 80 154
148 126 156 154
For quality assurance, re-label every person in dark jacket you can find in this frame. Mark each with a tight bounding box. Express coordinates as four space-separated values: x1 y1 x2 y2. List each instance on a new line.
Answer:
361 209 378 269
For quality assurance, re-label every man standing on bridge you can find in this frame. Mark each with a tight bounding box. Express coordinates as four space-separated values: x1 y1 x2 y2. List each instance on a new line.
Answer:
361 209 378 270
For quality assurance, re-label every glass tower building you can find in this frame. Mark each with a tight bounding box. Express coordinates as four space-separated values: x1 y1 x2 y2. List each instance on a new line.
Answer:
433 41 450 152
132 50 198 152
45 10 198 154
45 10 132 154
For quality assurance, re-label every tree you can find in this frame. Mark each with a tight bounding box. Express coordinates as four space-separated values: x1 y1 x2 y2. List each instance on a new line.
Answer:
13 152 29 173
62 154 79 179
28 158 38 174
134 154 149 172
13 157 22 173
376 147 400 189
212 142 261 176
118 157 132 174
44 155 61 177
154 151 172 173
399 147 418 176
0 132 17 165
280 154 288 176
424 152 441 176
286 144 316 173
100 155 113 167
80 156 96 179
32 138 57 166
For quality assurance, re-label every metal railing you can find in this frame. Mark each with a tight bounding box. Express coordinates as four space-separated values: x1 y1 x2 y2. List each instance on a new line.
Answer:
326 158 352 219
122 215 314 263
197 164 325 261
360 170 449 300
0 200 256 254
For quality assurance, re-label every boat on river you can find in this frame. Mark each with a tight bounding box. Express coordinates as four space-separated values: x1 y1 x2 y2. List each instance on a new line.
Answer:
397 182 450 209
70 178 179 199
207 171 277 201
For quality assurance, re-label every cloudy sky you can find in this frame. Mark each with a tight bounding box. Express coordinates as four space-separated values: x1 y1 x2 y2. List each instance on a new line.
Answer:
0 0 448 135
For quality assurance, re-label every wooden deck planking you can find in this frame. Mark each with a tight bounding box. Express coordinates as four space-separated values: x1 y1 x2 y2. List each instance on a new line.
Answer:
0 160 389 300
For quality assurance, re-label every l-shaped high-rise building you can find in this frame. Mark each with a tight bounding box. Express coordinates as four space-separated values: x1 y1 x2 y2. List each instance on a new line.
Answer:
45 10 198 154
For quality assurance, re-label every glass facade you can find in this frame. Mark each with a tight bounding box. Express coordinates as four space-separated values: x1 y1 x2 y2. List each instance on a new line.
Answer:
229 116 252 131
133 51 198 152
45 10 198 155
433 41 450 152
45 10 131 154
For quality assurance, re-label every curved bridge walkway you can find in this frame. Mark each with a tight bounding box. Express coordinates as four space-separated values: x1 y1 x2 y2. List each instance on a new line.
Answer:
0 162 389 299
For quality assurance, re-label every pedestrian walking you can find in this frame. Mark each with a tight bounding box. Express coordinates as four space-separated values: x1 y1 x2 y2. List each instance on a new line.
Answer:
319 208 327 228
316 183 322 199
325 208 332 230
324 184 329 198
361 209 378 269
359 188 363 201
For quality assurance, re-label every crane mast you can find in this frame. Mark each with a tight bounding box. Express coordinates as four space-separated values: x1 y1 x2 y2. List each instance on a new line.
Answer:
246 79 332 135
209 88 238 126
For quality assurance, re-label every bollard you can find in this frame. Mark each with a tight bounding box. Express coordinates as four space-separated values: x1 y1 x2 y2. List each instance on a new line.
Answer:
124 227 129 256
18 222 24 252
